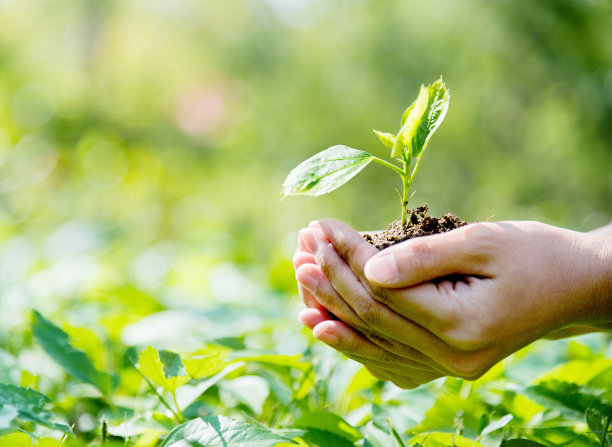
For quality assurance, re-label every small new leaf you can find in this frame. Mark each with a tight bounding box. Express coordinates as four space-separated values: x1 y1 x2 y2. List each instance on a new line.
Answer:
395 84 428 157
281 145 374 197
410 77 450 158
373 130 396 149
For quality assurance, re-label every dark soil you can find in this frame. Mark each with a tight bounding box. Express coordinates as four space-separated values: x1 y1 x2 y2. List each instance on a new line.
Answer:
363 204 468 250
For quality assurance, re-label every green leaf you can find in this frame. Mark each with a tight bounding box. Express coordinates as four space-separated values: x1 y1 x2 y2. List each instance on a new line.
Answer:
410 77 450 158
499 440 548 447
409 432 483 447
362 422 397 447
31 310 118 396
0 383 71 433
281 146 374 197
386 419 405 447
479 414 513 438
373 130 396 149
294 411 362 444
0 433 33 447
182 347 229 379
585 407 611 445
527 380 612 415
299 429 356 447
159 415 295 446
230 354 310 371
138 346 190 393
395 85 428 157
159 349 187 379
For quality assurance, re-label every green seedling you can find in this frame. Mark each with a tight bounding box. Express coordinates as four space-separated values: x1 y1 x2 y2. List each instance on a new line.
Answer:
281 77 449 227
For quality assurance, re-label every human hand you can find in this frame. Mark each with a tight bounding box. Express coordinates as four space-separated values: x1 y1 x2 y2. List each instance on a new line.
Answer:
294 219 612 387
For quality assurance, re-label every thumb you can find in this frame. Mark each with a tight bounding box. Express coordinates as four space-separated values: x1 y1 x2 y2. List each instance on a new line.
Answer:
364 224 490 287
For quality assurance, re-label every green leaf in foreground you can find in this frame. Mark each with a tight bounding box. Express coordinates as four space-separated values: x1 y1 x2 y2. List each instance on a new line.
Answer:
409 433 482 447
0 383 71 433
281 145 374 197
159 349 188 379
294 411 362 443
586 407 612 446
527 380 612 415
138 346 190 393
479 414 513 438
31 310 118 396
159 415 295 447
499 440 548 447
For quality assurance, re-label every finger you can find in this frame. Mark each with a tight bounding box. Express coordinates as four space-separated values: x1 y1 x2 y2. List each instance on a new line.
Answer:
298 228 317 254
293 251 315 270
363 364 442 389
297 282 326 310
310 235 452 365
373 278 476 338
310 219 378 278
298 308 332 329
363 223 493 288
311 320 435 371
293 250 323 309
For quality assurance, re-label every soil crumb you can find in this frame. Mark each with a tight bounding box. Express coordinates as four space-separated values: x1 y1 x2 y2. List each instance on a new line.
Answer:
363 204 468 250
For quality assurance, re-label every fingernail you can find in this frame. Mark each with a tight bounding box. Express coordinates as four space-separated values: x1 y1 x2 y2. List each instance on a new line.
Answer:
364 252 399 285
315 327 339 345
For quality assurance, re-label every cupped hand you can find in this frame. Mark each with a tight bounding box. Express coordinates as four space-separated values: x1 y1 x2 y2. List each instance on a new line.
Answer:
294 219 612 387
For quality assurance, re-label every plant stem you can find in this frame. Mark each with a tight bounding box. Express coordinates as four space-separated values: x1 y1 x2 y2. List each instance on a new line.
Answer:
601 415 610 447
140 373 181 421
400 151 412 227
172 392 185 423
371 157 404 175
409 152 425 186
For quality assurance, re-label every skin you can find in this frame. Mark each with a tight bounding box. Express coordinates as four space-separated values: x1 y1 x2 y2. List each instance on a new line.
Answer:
293 219 612 389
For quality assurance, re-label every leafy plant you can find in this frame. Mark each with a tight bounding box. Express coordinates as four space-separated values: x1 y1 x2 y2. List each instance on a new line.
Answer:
281 77 449 226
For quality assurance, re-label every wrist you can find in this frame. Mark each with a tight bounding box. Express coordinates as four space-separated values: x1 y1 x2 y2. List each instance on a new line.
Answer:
564 230 612 327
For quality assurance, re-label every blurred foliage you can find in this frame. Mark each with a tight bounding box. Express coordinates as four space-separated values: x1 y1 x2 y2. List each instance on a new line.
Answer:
0 0 611 446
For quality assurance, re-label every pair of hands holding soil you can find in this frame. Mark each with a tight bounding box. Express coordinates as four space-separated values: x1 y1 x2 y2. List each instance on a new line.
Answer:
293 219 612 388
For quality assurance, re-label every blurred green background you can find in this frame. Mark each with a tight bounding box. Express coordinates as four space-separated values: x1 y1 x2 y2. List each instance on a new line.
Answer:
0 0 611 399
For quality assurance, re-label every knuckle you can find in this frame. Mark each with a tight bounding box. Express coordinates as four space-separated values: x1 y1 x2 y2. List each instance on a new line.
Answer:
446 354 487 380
314 252 332 277
409 238 437 278
392 377 419 389
443 328 487 352
366 284 392 305
461 223 498 254
463 222 494 239
354 300 380 326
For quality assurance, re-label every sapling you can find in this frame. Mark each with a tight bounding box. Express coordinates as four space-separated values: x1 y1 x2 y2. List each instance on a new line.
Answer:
281 77 449 228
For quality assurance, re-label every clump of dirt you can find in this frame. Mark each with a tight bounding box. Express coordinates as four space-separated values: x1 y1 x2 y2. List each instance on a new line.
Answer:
363 204 467 250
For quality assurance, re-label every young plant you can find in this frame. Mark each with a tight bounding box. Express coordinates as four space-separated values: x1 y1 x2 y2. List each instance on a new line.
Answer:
281 77 449 227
